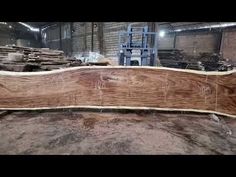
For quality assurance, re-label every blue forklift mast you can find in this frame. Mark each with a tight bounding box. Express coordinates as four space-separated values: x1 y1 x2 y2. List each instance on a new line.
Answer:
118 24 158 66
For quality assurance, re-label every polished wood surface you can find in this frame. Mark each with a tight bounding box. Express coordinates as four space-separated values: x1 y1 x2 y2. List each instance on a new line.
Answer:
0 66 235 117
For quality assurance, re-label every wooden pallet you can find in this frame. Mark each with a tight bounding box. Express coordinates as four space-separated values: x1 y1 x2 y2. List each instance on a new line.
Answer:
0 66 235 118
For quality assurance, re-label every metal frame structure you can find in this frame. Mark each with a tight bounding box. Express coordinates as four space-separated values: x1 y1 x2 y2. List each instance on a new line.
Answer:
118 24 158 66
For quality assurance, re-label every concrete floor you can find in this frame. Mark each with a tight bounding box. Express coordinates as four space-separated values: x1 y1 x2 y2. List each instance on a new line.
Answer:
0 110 236 154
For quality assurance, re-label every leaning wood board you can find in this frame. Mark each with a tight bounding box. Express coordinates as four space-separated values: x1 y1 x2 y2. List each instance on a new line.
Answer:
0 66 235 118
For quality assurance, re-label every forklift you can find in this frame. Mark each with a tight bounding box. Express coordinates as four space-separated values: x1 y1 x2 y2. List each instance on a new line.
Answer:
118 24 158 66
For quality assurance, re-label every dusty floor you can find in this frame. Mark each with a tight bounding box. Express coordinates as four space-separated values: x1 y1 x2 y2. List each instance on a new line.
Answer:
0 110 236 154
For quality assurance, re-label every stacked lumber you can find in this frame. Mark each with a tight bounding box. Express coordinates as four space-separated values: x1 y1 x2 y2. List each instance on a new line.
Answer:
186 52 233 71
0 46 17 62
0 66 235 118
158 49 184 61
26 48 64 61
0 45 69 72
0 45 112 71
158 49 233 71
197 53 223 71
158 49 204 70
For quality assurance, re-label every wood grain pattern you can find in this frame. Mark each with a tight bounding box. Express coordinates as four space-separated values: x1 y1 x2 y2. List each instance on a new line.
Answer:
0 66 235 117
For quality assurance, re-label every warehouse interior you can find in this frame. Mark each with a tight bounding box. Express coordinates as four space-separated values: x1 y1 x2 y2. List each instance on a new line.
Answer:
0 22 236 154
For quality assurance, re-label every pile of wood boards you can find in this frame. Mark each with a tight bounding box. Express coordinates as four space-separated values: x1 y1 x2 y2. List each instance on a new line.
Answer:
195 52 231 71
0 46 18 62
158 49 184 61
158 49 203 70
158 49 233 71
0 45 69 72
0 45 114 72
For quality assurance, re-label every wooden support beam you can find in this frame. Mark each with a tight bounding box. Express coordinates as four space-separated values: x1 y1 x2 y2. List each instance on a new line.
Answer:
0 67 235 118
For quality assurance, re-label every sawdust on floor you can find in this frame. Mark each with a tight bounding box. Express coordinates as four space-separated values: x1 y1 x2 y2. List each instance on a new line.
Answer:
0 110 235 154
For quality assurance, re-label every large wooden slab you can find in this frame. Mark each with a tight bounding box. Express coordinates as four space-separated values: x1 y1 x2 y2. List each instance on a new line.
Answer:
0 66 235 118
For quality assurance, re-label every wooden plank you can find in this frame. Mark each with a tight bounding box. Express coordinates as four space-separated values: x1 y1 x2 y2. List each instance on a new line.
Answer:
0 66 235 118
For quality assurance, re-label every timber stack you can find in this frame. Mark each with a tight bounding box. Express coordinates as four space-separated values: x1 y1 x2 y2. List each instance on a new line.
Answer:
0 45 111 72
158 49 184 61
0 45 69 72
158 49 233 71
196 52 233 71
158 49 204 70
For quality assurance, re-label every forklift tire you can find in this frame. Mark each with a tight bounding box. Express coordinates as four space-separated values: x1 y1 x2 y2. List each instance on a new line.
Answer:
150 53 155 66
119 53 125 65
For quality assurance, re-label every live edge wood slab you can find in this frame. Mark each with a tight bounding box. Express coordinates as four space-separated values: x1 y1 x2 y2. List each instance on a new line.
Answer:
0 66 235 118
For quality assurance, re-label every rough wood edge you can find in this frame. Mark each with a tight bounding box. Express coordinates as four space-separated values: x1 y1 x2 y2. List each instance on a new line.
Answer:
0 66 235 76
0 106 235 118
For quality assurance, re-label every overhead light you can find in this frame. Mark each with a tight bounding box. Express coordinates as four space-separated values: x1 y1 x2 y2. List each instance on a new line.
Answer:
9 25 12 28
174 22 236 32
0 22 7 25
18 22 40 32
159 30 165 38
42 23 57 31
